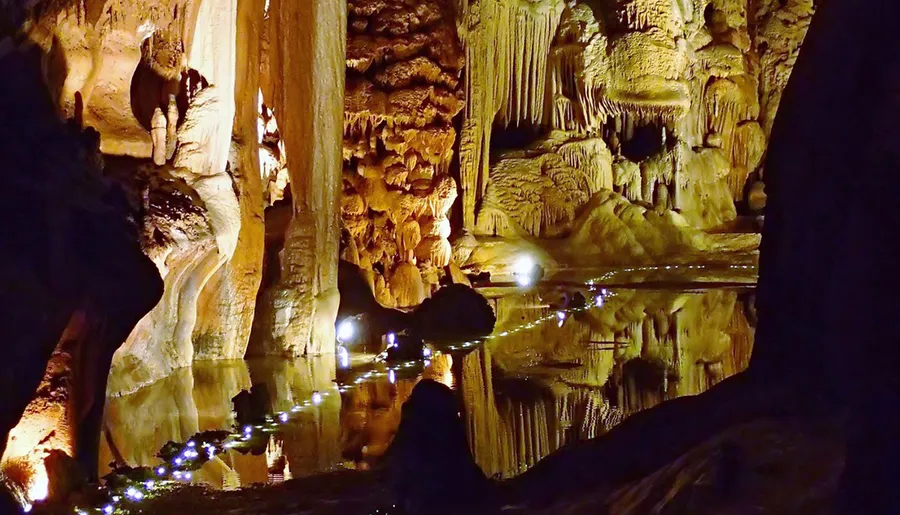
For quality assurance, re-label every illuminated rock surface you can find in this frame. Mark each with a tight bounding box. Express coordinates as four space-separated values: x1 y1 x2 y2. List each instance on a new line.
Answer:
341 0 464 307
0 0 828 512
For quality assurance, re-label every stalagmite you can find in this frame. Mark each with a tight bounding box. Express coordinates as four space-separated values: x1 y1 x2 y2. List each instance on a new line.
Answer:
165 94 179 160
252 0 346 356
151 107 167 166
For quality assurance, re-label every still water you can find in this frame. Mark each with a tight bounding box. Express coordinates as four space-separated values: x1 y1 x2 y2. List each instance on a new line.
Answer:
99 282 755 488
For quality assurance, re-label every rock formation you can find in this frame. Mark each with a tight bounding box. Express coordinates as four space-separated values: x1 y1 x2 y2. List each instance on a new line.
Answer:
1 0 340 506
455 0 812 270
249 0 346 356
0 48 163 509
0 0 821 511
341 0 465 307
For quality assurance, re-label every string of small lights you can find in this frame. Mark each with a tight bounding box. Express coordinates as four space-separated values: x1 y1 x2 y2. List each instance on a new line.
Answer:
65 260 755 515
70 383 340 515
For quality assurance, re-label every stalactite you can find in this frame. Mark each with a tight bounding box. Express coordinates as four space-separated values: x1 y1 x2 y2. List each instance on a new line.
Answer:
557 137 614 193
456 0 566 229
341 0 463 306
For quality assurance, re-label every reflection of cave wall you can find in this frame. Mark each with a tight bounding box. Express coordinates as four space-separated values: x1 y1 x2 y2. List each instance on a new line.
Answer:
462 287 755 478
100 356 342 483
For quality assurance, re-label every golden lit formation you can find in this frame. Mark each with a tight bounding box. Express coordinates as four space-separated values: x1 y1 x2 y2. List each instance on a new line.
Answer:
0 0 815 513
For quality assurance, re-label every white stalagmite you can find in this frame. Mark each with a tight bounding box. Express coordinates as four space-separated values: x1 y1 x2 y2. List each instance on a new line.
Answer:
255 0 346 356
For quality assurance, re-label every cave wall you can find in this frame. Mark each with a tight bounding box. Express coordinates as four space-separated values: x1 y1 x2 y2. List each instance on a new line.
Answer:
341 0 465 308
0 46 163 507
454 0 812 246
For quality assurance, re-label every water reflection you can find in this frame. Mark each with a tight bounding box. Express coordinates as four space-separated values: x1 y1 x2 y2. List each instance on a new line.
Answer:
100 286 754 486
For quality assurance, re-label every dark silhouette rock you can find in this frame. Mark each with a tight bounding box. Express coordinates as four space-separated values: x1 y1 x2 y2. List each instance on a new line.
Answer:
232 383 273 427
387 380 489 514
410 284 496 341
384 334 426 363
0 47 163 506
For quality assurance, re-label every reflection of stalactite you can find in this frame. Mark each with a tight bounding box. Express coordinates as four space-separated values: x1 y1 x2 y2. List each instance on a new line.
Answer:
462 348 619 479
479 288 755 477
266 437 286 484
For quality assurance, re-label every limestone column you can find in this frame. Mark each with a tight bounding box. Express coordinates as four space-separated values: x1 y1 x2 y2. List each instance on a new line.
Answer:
192 0 266 361
260 0 345 356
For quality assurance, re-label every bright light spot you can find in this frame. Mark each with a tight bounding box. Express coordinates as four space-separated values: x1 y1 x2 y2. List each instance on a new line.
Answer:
207 449 216 459
513 255 539 286
186 441 195 448
126 487 144 500
103 505 114 514
387 332 396 347
23 503 32 513
336 319 356 343
338 346 350 368
514 255 535 276
422 346 432 358
388 369 396 384
27 472 48 502
145 481 155 489
312 392 323 406
174 458 183 465
595 295 604 307
156 466 166 475
243 425 252 434
556 311 566 327
173 471 183 479
184 472 193 480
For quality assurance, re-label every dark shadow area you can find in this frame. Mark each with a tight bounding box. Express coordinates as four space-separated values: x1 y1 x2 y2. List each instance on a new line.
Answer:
0 40 163 513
